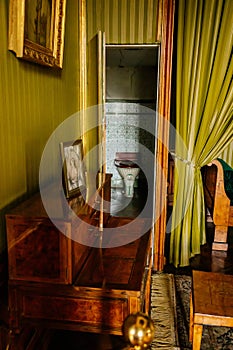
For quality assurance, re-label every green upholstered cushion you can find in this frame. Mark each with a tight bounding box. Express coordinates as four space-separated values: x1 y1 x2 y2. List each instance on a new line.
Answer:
217 158 233 205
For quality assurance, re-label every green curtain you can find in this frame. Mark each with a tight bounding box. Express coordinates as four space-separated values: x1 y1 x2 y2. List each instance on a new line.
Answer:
169 0 233 267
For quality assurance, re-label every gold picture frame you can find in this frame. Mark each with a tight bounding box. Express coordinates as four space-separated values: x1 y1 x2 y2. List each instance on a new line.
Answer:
60 140 87 199
8 0 66 69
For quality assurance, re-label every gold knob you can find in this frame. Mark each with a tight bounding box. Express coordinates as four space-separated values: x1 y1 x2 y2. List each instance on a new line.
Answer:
122 312 155 349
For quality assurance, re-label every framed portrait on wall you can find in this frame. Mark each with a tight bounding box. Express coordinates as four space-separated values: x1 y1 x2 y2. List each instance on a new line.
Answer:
60 140 86 199
8 0 66 69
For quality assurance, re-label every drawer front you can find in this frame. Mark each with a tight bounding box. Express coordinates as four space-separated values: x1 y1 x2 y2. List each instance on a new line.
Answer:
7 216 72 284
20 292 128 333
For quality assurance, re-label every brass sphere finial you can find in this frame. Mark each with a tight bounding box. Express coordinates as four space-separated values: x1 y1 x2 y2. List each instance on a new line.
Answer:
122 312 155 349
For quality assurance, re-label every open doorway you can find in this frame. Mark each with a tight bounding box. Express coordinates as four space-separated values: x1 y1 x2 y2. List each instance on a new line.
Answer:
105 45 160 219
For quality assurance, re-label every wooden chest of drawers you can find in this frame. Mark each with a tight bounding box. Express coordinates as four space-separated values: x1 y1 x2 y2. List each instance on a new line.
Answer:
6 178 152 347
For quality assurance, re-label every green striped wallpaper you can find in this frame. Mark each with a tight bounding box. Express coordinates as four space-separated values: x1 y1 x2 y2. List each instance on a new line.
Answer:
0 0 81 252
87 0 160 43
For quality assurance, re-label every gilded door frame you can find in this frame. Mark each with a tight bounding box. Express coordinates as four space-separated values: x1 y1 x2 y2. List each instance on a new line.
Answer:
154 0 175 270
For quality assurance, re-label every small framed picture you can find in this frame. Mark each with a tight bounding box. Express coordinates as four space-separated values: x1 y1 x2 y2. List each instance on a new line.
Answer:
60 140 86 199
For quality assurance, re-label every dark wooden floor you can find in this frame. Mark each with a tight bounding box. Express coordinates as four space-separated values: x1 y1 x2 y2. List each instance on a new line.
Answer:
164 221 233 276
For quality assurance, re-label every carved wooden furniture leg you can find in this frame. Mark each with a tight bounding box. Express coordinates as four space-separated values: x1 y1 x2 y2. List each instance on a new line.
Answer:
189 292 193 342
192 324 203 350
202 159 233 252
